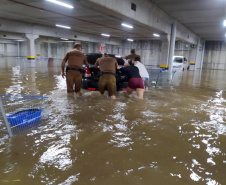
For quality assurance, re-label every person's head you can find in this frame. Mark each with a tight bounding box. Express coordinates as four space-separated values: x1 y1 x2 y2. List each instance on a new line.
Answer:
74 43 82 51
103 53 109 57
131 49 135 54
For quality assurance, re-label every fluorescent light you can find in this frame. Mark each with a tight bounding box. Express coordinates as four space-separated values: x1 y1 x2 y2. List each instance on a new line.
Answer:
17 40 24 42
121 23 133 29
59 41 75 42
46 0 74 9
56 24 71 29
101 33 110 37
153 33 160 37
225 33 226 37
127 38 134 42
224 20 226 27
60 38 68 40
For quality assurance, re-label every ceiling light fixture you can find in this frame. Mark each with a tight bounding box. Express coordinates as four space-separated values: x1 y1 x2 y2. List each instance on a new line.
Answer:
101 33 110 37
46 0 74 9
60 38 68 40
17 40 24 42
56 24 71 29
224 20 226 27
153 33 160 37
121 23 133 29
127 38 134 42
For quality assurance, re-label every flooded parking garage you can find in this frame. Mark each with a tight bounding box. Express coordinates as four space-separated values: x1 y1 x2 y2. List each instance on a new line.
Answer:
0 57 225 185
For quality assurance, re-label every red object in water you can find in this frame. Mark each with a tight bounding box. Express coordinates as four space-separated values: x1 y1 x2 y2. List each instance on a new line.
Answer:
88 88 96 91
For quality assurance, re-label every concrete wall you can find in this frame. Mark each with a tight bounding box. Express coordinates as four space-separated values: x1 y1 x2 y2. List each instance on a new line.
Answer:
204 41 226 70
174 41 196 63
122 40 161 67
0 36 122 59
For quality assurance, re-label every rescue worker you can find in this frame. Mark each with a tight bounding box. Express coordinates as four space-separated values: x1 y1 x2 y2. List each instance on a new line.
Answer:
94 55 118 99
61 43 89 96
123 49 141 62
95 53 109 67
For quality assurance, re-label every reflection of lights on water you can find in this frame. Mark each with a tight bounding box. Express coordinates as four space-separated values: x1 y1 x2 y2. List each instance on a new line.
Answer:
58 174 80 185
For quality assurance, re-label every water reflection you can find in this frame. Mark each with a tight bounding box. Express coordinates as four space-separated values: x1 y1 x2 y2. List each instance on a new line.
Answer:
0 57 225 185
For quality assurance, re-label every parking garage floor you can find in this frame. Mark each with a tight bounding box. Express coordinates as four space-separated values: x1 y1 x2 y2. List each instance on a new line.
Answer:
0 57 225 185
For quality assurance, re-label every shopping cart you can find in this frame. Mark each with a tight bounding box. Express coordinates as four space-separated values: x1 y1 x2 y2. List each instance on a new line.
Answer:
147 68 177 88
0 95 48 137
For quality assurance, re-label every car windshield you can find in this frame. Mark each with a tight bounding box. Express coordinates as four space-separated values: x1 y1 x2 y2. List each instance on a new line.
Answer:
85 53 125 65
173 57 183 63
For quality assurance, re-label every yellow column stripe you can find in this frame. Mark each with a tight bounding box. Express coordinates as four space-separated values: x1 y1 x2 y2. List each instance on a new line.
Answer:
160 65 168 68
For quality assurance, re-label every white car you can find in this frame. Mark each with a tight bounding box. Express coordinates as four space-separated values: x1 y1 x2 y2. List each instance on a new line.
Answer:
172 56 190 71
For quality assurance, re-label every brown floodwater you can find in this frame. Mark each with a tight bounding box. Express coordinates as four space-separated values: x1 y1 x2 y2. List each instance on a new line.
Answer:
0 57 225 185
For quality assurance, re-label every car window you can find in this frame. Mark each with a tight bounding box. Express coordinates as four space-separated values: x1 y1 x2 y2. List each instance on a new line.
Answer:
86 54 102 65
85 53 124 65
173 57 183 63
184 57 187 61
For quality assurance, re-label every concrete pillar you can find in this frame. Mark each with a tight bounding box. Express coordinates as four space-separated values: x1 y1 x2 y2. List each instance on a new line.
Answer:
160 34 170 67
48 43 51 58
195 38 201 70
17 41 20 57
88 42 94 53
26 33 39 67
200 41 206 70
168 20 177 72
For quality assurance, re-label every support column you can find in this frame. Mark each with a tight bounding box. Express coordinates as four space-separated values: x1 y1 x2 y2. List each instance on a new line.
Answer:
160 34 170 68
88 42 94 53
168 20 177 72
200 41 206 70
195 38 201 70
26 33 39 67
17 41 20 57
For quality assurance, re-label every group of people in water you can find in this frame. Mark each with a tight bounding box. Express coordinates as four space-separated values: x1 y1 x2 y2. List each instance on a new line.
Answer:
61 43 149 99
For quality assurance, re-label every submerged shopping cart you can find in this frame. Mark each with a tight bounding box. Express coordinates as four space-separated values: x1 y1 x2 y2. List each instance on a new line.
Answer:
0 95 48 137
147 68 177 88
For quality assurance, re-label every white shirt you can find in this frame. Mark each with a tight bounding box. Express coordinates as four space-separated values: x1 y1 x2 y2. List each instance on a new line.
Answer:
135 61 149 79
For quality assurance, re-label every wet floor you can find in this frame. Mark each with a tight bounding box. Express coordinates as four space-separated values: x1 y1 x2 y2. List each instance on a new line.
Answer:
0 57 225 185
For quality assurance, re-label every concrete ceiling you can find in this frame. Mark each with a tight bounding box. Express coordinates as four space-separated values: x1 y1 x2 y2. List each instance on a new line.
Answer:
150 0 226 40
0 0 226 41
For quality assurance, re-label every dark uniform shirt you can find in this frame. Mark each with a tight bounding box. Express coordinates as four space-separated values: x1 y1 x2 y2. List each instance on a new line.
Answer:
63 49 89 68
125 53 141 61
95 57 118 73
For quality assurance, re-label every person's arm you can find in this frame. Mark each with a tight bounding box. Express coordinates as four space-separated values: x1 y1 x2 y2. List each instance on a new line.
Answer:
94 58 100 68
61 53 69 78
115 59 119 70
83 56 90 69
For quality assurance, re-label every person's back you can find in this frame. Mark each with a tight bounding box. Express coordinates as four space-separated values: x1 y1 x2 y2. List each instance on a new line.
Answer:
99 57 117 74
120 65 141 79
134 61 149 79
64 49 87 68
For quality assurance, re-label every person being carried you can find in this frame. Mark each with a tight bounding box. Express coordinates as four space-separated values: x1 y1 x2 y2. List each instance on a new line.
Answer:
133 57 149 89
119 61 144 99
95 54 118 99
61 43 89 96
123 49 141 62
